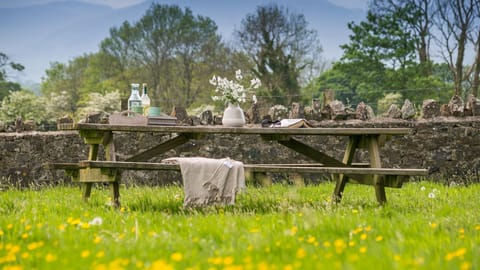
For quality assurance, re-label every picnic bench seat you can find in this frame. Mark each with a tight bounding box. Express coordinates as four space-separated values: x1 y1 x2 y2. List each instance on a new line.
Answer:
45 160 428 188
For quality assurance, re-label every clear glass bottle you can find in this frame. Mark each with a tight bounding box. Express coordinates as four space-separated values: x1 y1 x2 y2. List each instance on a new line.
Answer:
128 83 142 115
141 83 151 116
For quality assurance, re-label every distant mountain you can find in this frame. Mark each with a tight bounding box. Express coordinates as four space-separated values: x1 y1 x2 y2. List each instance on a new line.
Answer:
0 0 365 85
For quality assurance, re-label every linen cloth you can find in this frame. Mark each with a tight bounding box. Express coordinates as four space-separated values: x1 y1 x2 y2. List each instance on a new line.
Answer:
163 157 245 207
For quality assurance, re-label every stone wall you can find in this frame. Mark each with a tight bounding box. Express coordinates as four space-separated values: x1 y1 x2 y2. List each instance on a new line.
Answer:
1 117 480 187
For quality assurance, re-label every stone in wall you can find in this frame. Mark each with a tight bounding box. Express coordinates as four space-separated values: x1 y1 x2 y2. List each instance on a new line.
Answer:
246 103 261 124
330 100 347 120
289 102 305 119
171 106 190 125
268 105 288 121
422 99 440 119
440 104 450 117
387 104 402 119
401 99 416 119
320 104 333 120
448 95 465 117
200 110 214 125
355 102 369 120
465 94 480 116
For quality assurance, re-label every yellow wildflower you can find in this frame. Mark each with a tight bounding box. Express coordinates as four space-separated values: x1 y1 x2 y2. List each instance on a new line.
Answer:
296 248 306 259
45 253 57 262
359 246 367 253
170 252 183 262
81 250 90 258
223 256 234 265
149 260 173 270
96 251 105 258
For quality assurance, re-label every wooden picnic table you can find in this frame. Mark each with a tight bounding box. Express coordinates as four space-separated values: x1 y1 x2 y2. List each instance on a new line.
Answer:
46 123 428 207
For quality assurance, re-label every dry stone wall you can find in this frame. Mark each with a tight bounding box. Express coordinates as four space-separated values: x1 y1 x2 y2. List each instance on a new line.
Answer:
1 117 480 187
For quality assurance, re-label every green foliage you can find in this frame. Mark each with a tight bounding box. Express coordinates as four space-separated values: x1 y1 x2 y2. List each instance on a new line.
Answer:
377 92 403 114
100 3 229 110
236 3 322 105
0 183 478 269
0 90 46 123
76 90 121 119
0 52 24 101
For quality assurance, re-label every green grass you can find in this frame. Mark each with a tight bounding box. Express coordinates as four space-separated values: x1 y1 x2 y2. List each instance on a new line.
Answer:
0 181 479 270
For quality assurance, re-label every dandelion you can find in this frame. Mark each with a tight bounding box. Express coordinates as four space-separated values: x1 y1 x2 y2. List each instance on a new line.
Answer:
96 251 105 258
429 222 438 229
2 265 23 270
359 246 367 253
360 233 368 240
461 262 472 270
89 217 103 226
149 260 173 270
475 225 480 231
170 252 183 262
81 250 90 258
223 256 234 265
296 248 306 259
428 192 435 199
334 239 347 253
375 236 383 242
307 236 316 243
93 235 102 244
45 253 57 262
208 257 223 265
420 186 426 191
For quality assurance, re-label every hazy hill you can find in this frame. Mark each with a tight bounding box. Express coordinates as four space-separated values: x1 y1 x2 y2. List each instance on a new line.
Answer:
0 0 365 85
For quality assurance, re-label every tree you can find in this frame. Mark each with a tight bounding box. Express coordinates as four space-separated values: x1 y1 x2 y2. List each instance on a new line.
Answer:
434 0 477 96
101 3 225 110
371 0 436 75
236 3 322 105
0 52 24 101
0 90 46 123
469 1 480 97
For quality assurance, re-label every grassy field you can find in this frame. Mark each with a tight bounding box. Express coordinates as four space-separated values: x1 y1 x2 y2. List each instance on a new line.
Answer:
0 181 478 270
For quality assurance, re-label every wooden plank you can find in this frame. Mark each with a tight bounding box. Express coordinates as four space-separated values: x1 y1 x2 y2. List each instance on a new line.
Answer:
75 123 411 136
78 160 427 176
333 136 360 203
368 136 387 204
125 134 191 162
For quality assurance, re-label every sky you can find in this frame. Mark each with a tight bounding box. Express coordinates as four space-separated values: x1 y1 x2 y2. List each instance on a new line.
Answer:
0 0 368 84
0 0 368 10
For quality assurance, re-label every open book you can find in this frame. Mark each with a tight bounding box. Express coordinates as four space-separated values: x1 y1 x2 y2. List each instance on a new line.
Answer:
271 118 313 128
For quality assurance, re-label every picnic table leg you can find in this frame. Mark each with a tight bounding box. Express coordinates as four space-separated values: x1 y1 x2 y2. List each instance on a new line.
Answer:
104 132 121 208
333 136 360 203
368 136 386 204
83 144 99 201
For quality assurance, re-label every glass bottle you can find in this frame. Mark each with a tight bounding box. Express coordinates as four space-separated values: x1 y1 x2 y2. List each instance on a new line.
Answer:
141 83 151 116
127 83 141 116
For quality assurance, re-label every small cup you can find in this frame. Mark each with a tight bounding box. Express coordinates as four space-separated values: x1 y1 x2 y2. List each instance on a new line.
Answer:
148 107 161 116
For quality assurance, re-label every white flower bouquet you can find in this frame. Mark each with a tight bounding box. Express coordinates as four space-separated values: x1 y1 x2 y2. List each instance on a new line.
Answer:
210 70 261 104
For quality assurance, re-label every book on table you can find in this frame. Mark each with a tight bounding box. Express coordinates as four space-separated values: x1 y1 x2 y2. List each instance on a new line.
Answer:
147 115 177 126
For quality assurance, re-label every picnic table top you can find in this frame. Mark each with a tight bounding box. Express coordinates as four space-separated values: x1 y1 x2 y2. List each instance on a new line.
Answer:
75 123 412 136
